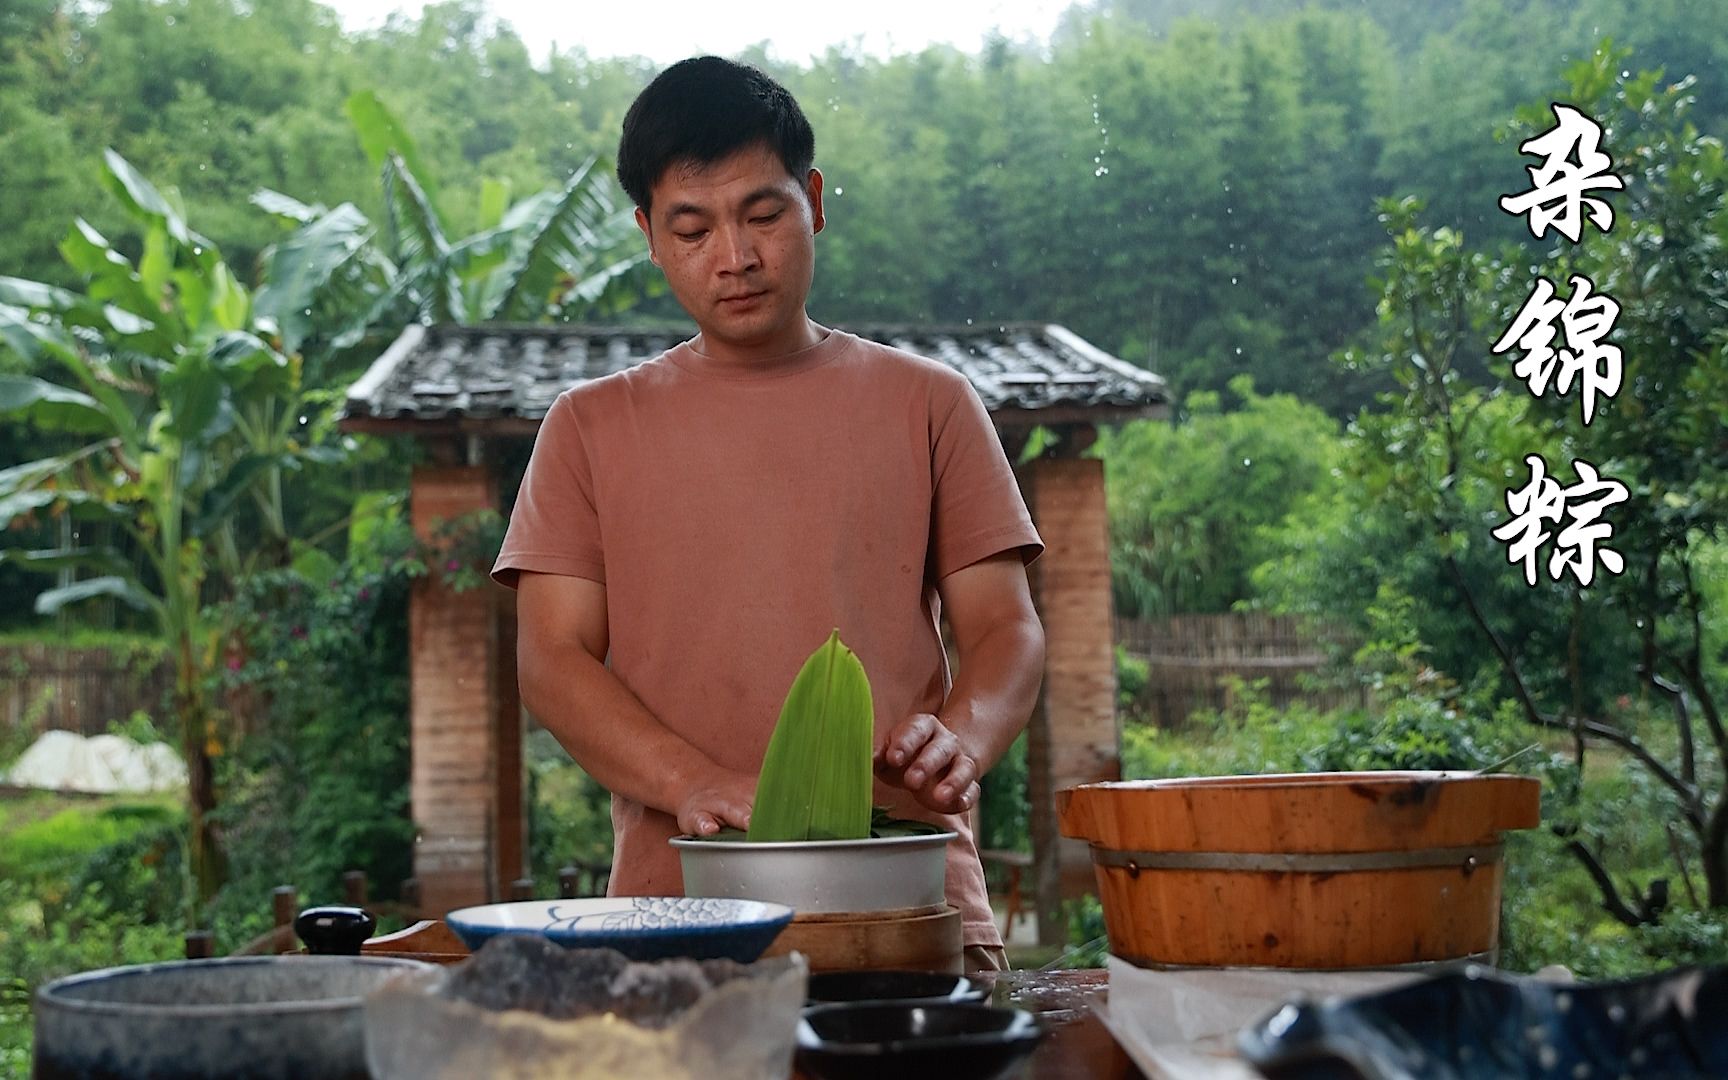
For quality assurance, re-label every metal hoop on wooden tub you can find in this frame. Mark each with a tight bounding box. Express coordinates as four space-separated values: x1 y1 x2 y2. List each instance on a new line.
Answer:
1091 843 1502 876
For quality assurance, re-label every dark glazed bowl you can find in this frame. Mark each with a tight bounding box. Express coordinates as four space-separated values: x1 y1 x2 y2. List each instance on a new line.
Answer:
806 970 990 1007
796 1001 1044 1080
1238 963 1728 1079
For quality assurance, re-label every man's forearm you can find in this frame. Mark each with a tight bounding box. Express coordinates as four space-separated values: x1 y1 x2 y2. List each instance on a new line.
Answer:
941 613 1047 774
520 645 741 820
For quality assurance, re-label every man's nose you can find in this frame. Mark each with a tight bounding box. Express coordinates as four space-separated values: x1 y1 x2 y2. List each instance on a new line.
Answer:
715 224 760 273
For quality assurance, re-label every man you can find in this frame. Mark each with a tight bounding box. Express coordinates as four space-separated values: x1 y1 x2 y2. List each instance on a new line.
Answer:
492 56 1045 972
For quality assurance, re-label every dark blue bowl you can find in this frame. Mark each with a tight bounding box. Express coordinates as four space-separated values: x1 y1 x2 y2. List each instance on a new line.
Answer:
444 897 793 963
797 1001 1044 1080
1239 963 1728 1079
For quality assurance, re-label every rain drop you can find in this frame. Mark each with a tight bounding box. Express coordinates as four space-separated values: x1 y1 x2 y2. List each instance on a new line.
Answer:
1234 346 1243 355
834 187 843 195
1242 458 1252 467
965 318 974 325
1620 70 1630 78
1230 276 1238 285
297 415 308 425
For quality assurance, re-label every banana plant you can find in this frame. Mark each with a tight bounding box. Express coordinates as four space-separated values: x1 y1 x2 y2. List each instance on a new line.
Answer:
249 90 654 383
0 150 317 914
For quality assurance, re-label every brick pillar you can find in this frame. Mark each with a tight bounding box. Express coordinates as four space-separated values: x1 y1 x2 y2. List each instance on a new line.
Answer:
409 464 506 914
1023 455 1120 946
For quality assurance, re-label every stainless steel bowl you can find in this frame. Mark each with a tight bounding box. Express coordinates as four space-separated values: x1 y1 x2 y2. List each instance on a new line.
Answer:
671 832 956 913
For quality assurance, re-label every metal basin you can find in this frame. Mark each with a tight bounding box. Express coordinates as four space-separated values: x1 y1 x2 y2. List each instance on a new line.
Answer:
33 954 430 1079
671 832 956 913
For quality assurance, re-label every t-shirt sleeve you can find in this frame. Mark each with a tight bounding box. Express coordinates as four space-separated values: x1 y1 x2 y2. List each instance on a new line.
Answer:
927 374 1045 582
491 391 607 589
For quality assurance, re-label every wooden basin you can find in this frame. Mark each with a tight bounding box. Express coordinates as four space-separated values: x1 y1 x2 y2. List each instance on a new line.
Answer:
1057 771 1542 969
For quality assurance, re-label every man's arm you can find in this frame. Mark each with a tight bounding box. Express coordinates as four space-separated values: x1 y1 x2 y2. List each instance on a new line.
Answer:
876 549 1046 814
516 570 756 835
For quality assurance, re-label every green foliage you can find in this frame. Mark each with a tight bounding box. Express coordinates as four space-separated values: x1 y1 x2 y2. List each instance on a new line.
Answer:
0 877 183 1077
0 794 186 1072
207 516 421 941
979 730 1030 854
1114 644 1150 717
0 145 337 907
526 729 614 896
748 631 875 843
1095 378 1344 616
0 799 179 898
1054 894 1110 970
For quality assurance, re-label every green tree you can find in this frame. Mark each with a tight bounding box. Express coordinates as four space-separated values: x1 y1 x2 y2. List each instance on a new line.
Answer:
1095 376 1342 616
1270 45 1728 919
0 152 329 912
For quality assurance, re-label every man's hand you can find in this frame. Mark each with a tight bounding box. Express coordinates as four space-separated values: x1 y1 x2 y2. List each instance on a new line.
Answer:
875 712 980 815
675 767 757 837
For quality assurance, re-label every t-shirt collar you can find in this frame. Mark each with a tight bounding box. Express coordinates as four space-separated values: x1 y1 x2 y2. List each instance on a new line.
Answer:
667 324 848 380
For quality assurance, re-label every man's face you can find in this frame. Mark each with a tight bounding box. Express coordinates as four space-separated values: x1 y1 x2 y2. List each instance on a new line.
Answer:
635 142 825 360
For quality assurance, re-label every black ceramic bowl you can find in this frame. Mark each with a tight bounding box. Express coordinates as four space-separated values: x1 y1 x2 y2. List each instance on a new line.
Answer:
806 971 990 1008
796 1001 1044 1080
1238 963 1728 1080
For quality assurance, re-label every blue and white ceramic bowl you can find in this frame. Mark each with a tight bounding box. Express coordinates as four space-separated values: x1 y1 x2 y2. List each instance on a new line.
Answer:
444 897 795 963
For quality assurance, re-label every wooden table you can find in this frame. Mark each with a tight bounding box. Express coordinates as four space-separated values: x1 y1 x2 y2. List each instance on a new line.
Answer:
983 969 1147 1080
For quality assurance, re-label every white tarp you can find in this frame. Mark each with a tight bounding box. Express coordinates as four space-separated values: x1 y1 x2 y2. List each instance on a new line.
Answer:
1091 954 1419 1078
3 729 186 793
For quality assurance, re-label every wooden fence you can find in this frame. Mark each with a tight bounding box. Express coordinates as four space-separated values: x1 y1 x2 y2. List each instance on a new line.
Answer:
1114 613 1363 727
0 642 172 738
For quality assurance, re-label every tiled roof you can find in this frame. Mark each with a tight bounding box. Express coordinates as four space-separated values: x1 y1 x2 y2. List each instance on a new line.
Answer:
340 322 1168 431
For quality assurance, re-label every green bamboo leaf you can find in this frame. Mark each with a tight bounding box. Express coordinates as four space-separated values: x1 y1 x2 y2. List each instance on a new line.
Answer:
748 629 875 842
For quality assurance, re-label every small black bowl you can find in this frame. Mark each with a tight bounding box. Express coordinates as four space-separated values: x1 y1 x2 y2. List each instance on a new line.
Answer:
796 1001 1044 1080
806 970 990 1008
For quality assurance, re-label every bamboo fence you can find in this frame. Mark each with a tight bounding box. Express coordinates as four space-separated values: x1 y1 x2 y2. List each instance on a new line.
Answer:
1114 613 1363 727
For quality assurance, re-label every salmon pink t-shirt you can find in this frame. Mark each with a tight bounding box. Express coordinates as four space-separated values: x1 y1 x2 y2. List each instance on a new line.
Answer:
492 327 1043 947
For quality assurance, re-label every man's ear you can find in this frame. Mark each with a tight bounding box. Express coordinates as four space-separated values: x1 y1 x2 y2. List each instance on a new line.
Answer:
634 206 660 267
806 168 826 235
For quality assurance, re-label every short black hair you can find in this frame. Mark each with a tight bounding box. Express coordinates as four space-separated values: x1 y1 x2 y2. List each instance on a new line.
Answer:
616 56 815 212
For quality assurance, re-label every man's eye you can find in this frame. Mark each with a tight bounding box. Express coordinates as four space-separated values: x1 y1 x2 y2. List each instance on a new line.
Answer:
675 230 706 241
751 212 782 225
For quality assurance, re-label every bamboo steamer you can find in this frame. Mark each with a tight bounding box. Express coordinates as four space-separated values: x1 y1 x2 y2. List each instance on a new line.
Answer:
760 904 964 973
1057 771 1542 969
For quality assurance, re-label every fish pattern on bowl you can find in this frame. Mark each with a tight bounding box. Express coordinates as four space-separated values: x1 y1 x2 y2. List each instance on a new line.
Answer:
445 897 795 964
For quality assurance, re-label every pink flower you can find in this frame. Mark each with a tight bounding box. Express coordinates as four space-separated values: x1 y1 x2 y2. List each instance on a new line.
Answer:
445 558 461 572
226 656 243 672
358 587 371 601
